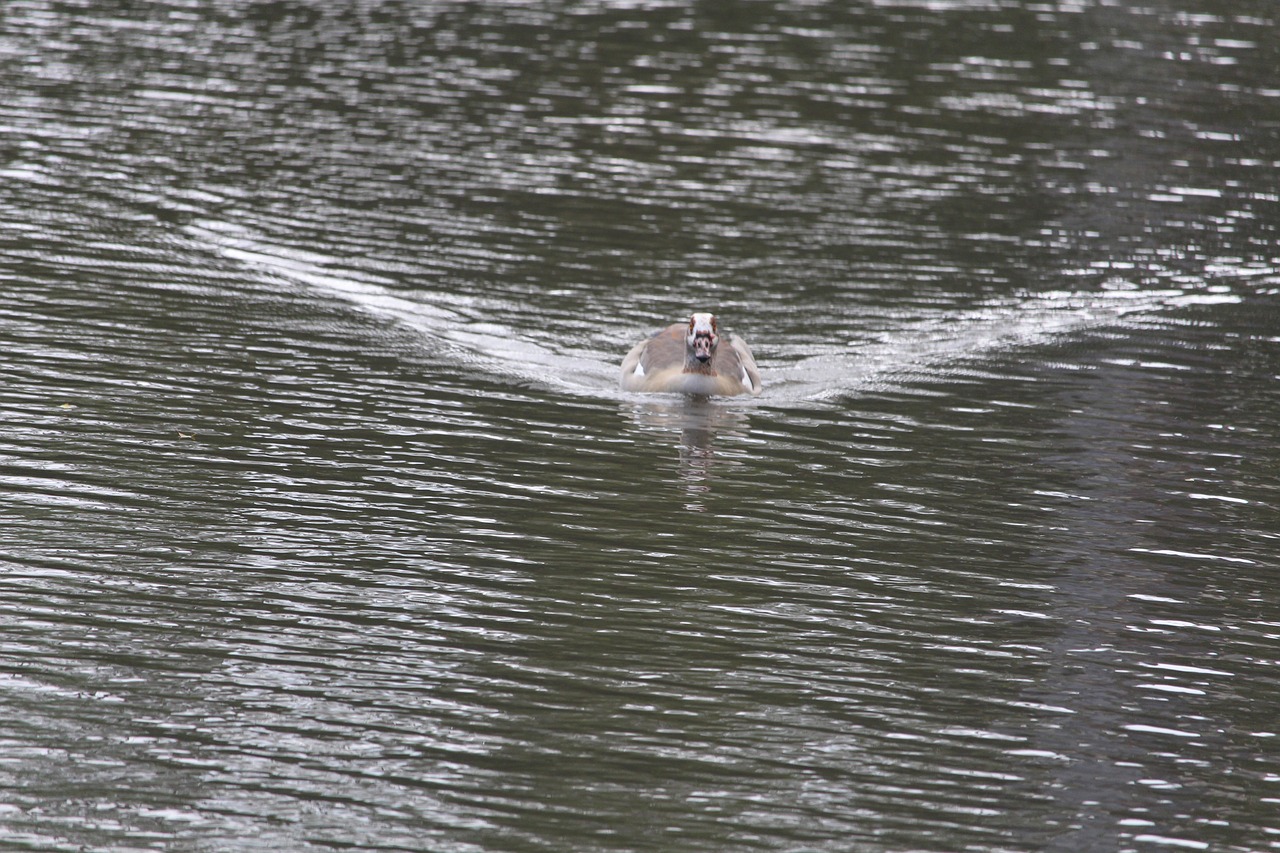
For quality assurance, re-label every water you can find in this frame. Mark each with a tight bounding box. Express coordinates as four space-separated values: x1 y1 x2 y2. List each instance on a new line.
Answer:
2 1 1279 850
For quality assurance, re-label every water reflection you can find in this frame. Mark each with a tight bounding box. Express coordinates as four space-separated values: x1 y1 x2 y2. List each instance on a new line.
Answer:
3 0 1280 850
623 398 754 511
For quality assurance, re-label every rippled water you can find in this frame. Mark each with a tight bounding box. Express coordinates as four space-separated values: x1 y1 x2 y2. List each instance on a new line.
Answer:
3 1 1280 850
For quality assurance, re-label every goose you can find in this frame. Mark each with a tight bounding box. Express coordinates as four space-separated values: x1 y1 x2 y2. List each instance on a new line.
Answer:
620 313 762 396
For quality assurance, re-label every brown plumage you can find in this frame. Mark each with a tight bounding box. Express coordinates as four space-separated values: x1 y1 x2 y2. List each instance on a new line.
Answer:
620 313 762 396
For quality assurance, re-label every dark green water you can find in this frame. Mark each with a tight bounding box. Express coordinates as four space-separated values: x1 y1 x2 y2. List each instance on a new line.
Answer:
2 1 1279 850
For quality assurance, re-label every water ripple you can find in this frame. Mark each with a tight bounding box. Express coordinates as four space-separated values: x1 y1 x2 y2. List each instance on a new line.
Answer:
3 1 1280 850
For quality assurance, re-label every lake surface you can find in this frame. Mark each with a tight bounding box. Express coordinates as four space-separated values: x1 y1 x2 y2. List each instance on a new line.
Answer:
2 1 1279 850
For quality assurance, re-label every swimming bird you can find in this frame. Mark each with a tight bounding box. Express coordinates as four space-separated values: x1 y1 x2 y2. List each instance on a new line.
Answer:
620 312 762 396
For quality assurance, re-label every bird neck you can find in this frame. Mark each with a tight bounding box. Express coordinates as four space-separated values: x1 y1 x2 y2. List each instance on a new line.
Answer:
684 350 715 374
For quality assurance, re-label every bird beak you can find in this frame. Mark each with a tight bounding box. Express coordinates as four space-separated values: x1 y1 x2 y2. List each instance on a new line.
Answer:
691 331 714 362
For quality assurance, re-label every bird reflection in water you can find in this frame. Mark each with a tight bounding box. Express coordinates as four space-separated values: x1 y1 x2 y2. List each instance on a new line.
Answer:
622 397 753 512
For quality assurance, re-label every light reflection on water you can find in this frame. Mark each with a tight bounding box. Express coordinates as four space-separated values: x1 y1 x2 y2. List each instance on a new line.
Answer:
188 221 1251 407
2 0 1280 851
